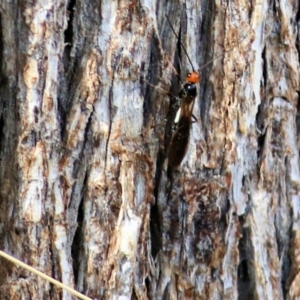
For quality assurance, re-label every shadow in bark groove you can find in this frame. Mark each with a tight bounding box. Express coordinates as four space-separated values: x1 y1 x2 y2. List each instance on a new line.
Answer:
198 1 215 136
63 0 76 72
262 46 267 88
256 103 267 162
71 171 87 285
237 223 255 300
0 12 6 155
0 114 4 155
0 12 4 84
150 148 165 259
59 0 76 139
142 34 165 127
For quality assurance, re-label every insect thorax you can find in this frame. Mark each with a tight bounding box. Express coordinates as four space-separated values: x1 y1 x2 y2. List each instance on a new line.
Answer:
179 83 197 104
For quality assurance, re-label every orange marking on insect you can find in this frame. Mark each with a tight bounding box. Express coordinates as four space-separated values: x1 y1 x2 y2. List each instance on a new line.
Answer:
186 71 200 84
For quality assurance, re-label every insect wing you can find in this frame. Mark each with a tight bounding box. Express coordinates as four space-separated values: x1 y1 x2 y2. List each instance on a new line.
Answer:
168 115 191 167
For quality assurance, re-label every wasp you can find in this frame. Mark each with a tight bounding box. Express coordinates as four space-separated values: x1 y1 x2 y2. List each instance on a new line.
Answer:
167 71 199 167
164 15 200 167
152 16 242 166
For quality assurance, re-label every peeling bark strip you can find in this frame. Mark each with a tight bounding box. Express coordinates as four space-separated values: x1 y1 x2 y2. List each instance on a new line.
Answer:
0 0 300 300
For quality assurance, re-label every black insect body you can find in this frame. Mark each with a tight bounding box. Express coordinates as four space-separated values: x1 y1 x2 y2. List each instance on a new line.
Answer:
163 15 200 167
167 73 199 167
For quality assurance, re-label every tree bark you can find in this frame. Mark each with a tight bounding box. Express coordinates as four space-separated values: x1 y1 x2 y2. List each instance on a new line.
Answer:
0 0 300 299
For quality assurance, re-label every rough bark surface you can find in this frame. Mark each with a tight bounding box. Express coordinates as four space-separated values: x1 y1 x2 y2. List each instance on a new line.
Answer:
0 0 300 300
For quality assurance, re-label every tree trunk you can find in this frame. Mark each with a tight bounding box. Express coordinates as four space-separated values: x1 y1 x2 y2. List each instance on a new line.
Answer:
0 0 300 299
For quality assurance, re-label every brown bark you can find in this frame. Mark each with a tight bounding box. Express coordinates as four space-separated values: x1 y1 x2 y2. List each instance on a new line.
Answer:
0 0 300 299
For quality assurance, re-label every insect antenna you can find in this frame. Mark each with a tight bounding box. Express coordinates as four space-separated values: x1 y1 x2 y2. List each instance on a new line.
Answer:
198 36 247 71
165 14 196 73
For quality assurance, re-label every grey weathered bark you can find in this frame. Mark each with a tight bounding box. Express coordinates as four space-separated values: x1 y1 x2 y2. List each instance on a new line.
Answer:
0 0 300 299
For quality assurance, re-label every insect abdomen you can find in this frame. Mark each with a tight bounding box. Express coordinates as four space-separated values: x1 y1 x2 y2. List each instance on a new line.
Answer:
167 117 191 167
